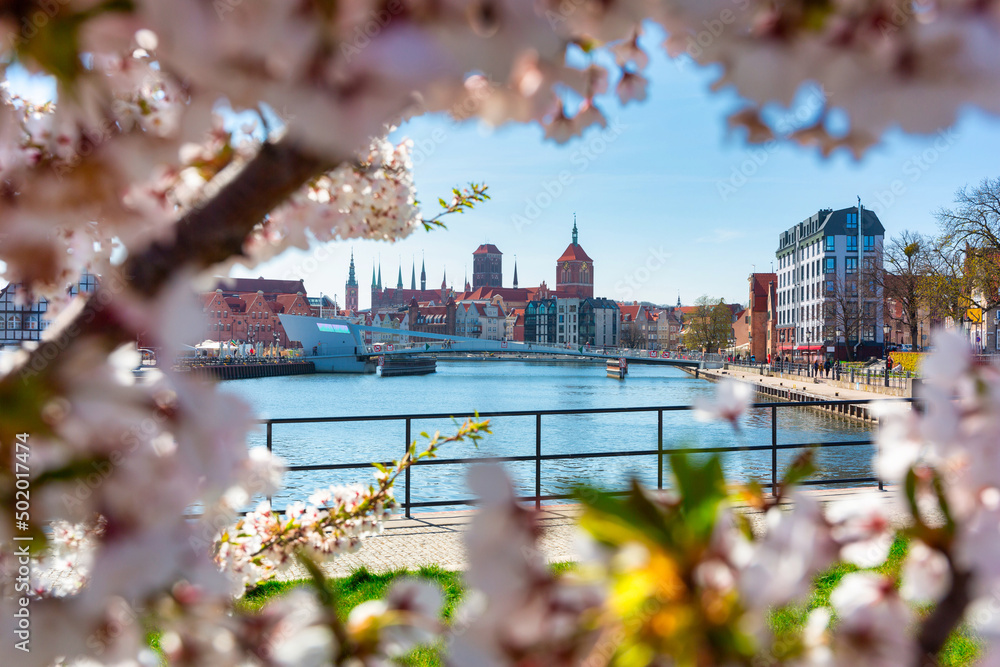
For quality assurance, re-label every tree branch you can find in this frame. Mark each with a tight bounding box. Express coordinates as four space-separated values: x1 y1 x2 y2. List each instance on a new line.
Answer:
2 135 336 391
125 135 335 297
917 567 972 666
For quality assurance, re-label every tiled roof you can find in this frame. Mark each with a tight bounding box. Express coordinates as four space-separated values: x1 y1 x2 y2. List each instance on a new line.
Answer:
556 243 593 262
213 277 306 295
472 244 503 255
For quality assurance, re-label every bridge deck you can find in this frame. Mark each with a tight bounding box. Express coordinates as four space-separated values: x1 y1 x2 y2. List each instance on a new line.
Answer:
354 325 709 367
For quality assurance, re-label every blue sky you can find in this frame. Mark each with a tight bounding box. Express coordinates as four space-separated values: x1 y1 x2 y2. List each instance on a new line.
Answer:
235 25 1000 309
6 26 1000 308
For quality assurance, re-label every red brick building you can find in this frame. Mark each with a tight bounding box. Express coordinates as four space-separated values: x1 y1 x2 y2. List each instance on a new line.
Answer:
747 272 777 362
203 278 312 348
555 220 594 299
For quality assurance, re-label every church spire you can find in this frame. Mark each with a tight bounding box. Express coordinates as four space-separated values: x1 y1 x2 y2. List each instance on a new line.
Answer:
410 259 416 290
420 254 427 291
377 263 382 290
347 250 357 287
572 213 578 246
513 256 519 289
441 268 447 290
397 263 403 290
371 263 376 289
676 292 681 308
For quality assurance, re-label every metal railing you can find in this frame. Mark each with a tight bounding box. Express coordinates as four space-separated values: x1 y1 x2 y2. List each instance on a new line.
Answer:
261 398 911 517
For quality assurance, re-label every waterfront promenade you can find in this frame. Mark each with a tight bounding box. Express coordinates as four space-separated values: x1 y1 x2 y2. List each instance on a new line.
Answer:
694 365 901 402
278 486 915 580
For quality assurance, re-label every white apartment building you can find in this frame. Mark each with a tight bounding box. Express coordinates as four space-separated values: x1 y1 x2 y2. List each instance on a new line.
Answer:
775 205 885 357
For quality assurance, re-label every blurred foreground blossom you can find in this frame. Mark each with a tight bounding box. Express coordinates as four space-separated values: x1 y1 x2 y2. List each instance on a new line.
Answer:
694 379 752 427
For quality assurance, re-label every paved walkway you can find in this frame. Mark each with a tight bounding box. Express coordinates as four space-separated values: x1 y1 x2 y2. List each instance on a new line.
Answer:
698 365 909 403
277 486 921 580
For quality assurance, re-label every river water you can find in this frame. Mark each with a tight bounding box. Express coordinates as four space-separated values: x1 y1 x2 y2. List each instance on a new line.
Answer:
220 360 877 511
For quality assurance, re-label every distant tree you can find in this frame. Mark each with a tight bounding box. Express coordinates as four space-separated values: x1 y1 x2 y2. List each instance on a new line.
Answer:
879 231 930 349
684 296 733 353
619 321 645 349
933 178 1000 317
824 255 881 361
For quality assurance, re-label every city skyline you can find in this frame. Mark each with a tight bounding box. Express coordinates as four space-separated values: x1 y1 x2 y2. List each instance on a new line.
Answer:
229 23 1000 309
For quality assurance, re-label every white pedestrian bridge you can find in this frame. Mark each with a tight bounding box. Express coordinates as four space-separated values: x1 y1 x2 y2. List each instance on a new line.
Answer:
279 314 723 373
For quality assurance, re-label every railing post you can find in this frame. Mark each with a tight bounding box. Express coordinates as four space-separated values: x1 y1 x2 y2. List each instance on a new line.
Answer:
657 409 663 490
771 405 778 493
404 418 412 518
535 413 542 510
266 421 273 507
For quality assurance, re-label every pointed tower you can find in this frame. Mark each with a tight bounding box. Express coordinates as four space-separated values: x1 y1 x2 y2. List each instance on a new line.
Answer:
377 264 382 290
676 292 681 308
410 260 416 291
371 262 379 310
396 264 403 290
440 269 448 303
556 216 593 298
464 266 471 293
420 255 427 291
513 256 519 289
345 250 359 312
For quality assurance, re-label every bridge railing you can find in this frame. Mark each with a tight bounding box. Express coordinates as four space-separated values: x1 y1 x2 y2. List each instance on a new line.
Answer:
260 398 910 517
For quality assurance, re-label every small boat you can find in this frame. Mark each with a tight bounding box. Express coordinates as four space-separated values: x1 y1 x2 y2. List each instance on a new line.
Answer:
377 355 437 377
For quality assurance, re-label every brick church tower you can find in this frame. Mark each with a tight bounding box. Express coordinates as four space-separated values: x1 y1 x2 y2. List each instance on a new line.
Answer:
345 250 359 312
472 243 503 289
555 218 594 298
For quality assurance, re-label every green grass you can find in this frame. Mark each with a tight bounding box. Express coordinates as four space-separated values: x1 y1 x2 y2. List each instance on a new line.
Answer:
232 550 979 666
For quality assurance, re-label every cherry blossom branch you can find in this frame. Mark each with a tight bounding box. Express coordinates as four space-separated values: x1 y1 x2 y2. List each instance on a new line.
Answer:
916 565 972 664
216 417 491 587
125 135 336 297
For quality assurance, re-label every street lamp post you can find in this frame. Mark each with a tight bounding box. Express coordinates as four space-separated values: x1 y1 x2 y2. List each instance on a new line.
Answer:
836 328 844 379
883 323 891 359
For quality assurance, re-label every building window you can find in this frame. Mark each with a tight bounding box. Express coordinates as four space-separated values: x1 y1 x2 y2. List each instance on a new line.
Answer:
846 237 857 252
824 258 836 274
846 212 858 229
825 236 835 252
863 235 875 251
846 258 857 274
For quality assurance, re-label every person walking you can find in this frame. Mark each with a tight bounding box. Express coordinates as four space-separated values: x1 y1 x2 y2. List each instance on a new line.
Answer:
824 358 831 378
812 359 820 377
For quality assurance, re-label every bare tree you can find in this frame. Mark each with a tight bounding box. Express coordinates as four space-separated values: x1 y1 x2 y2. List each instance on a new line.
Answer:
933 177 1000 316
619 321 645 349
824 257 881 361
880 231 930 348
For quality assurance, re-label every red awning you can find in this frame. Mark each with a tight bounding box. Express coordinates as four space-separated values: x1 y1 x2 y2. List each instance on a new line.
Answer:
795 345 823 351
